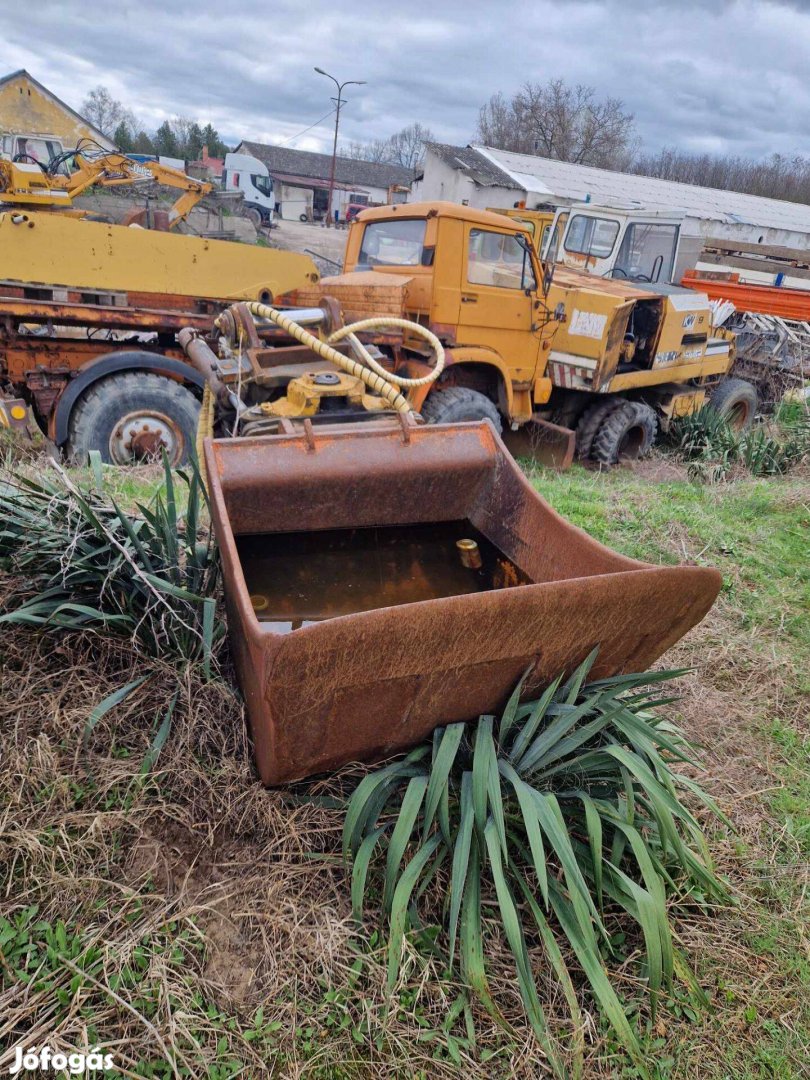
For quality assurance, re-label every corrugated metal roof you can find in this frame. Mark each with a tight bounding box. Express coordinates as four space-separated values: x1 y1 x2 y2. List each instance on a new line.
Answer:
237 141 412 190
474 145 810 234
424 143 516 188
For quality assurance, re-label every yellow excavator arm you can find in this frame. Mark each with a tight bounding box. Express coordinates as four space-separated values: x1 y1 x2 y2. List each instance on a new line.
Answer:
0 149 213 227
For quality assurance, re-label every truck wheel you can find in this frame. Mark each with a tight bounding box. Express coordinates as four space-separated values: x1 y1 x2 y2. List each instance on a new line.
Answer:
592 400 657 466
708 378 757 431
575 399 624 459
244 207 263 229
421 387 503 433
67 372 200 466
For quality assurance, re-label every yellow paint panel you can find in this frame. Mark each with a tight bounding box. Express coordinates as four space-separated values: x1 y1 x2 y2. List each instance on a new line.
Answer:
0 73 110 148
0 211 319 303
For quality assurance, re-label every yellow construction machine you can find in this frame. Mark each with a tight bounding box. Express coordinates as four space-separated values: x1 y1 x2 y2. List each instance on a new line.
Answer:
0 142 322 464
0 142 211 227
256 201 751 465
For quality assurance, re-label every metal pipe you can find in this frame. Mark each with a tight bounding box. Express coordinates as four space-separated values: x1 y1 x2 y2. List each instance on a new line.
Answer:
178 327 245 413
253 307 326 327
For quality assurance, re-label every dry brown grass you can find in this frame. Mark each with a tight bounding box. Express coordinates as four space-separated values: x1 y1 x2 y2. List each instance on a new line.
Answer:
1 462 808 1078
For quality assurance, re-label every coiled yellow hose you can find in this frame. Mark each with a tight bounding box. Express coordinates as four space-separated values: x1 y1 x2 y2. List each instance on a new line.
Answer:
327 319 445 389
241 302 445 412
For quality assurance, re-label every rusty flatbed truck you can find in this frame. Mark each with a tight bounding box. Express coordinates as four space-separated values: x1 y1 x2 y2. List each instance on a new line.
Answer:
0 208 319 462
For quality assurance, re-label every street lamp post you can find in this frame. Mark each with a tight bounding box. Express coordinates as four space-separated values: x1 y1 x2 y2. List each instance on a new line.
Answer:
314 67 365 228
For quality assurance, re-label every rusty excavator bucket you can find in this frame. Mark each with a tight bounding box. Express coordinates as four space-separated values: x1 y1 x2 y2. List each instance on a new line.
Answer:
502 417 577 469
204 417 720 786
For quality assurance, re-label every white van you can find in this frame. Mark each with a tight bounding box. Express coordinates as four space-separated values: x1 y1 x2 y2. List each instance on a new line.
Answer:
222 152 275 227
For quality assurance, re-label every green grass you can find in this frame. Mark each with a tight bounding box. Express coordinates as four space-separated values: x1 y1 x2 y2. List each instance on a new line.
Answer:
525 459 810 1078
528 463 810 655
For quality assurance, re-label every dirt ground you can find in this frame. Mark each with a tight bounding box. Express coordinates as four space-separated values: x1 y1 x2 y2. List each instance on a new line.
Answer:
270 217 349 272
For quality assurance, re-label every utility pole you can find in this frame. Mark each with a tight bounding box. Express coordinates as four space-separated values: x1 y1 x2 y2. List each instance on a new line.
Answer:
314 68 366 228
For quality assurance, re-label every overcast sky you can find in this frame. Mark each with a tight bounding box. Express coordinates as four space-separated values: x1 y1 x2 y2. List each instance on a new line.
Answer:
2 0 809 160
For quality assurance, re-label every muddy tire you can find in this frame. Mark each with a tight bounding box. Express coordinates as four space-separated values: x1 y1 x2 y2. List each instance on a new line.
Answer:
421 387 503 433
592 400 658 466
67 372 200 466
708 377 757 431
575 398 625 459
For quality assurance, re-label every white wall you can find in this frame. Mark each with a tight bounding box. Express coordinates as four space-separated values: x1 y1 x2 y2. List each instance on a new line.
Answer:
412 150 522 209
279 183 313 220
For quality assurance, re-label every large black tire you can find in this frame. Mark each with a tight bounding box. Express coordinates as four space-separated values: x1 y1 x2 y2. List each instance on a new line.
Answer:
708 377 757 431
421 387 503 433
575 398 625 460
67 372 200 466
592 400 657 466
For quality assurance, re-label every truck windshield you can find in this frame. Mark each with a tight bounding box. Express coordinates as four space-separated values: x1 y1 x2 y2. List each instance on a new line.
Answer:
357 219 426 267
251 174 273 197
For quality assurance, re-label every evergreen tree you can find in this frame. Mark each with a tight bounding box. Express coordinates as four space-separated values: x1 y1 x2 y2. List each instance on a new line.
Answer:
113 121 134 153
185 122 205 162
132 130 156 155
153 121 179 158
201 123 229 158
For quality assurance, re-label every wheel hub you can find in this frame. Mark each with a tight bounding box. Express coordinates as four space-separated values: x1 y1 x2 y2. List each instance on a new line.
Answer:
110 410 183 465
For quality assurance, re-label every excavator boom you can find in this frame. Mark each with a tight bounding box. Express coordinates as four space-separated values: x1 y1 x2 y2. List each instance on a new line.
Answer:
0 147 212 227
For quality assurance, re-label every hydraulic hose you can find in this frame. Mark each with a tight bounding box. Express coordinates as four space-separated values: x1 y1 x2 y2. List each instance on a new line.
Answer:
326 319 445 389
231 302 445 414
195 383 215 491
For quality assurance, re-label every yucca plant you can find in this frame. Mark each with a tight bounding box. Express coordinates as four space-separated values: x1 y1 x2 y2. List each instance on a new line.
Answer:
344 653 728 1078
0 453 220 666
673 406 809 480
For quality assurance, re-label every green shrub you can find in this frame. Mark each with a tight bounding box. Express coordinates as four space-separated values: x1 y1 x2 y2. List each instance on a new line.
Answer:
672 407 809 481
0 454 219 665
344 654 728 1078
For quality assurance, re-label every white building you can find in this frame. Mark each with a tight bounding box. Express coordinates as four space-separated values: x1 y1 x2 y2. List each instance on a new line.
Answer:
235 141 411 222
413 143 810 250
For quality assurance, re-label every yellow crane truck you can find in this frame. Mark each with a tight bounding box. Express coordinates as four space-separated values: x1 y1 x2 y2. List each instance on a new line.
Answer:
282 201 753 464
0 146 319 463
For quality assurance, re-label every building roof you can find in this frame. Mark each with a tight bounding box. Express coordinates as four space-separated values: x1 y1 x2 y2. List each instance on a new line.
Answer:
421 142 516 188
474 145 810 234
0 69 114 148
236 141 412 190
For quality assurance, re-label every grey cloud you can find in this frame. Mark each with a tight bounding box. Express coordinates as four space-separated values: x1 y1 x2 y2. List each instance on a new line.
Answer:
1 0 808 159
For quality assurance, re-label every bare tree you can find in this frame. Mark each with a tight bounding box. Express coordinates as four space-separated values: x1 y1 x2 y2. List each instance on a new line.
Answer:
341 137 393 164
340 123 434 171
386 123 434 171
632 147 810 204
81 86 137 140
477 79 636 169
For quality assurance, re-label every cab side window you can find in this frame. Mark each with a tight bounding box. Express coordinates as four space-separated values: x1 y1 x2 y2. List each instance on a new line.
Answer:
468 229 536 290
564 215 620 258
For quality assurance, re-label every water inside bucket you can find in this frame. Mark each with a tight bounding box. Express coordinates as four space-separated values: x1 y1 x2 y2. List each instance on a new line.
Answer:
236 520 529 632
